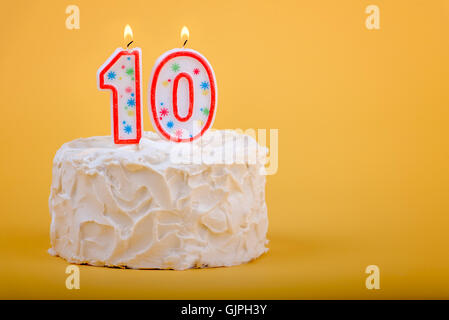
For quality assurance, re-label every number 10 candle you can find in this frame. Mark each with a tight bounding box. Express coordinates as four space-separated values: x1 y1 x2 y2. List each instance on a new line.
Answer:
97 25 143 144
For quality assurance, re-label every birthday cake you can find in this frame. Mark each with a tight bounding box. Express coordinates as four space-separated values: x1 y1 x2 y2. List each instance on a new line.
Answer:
48 130 269 270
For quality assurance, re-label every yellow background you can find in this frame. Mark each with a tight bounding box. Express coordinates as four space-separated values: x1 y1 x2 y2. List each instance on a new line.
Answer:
1 0 448 299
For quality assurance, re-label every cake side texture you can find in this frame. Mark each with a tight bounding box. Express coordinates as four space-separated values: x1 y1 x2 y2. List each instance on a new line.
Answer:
49 130 269 270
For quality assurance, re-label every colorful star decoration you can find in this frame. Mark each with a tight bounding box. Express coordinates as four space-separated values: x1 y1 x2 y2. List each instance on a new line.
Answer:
122 120 133 135
159 107 169 117
124 124 132 134
127 98 136 107
171 63 180 72
201 107 209 116
200 81 210 90
126 68 134 76
175 128 183 138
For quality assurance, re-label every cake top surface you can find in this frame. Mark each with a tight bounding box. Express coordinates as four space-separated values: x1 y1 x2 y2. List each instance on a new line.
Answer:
54 130 267 171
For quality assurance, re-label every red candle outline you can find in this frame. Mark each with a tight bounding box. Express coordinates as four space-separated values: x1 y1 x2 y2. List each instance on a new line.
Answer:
172 72 194 122
98 50 142 144
150 50 216 142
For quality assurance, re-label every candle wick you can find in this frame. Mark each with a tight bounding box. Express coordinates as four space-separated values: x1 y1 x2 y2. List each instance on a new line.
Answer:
127 41 133 48
182 40 188 48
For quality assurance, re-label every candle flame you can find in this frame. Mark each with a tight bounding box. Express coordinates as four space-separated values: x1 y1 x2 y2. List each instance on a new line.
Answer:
181 26 189 47
124 24 133 40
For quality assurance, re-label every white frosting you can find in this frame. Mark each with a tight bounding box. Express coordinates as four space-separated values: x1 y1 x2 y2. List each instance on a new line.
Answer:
49 130 269 270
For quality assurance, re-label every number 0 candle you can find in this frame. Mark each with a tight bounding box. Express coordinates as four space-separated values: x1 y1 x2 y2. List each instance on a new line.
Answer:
98 25 143 144
149 26 217 142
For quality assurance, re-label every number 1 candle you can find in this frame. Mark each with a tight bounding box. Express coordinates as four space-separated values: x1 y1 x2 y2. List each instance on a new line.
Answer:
98 25 143 144
149 26 217 142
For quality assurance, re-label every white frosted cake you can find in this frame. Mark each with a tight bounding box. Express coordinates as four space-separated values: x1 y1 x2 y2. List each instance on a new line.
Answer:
49 130 268 270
